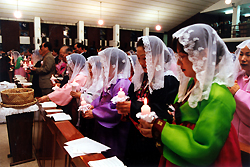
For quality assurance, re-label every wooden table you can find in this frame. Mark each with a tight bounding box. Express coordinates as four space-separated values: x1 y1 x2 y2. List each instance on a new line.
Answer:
33 104 105 167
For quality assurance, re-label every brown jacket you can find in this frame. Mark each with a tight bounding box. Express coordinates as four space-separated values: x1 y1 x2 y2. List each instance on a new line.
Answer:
35 52 55 89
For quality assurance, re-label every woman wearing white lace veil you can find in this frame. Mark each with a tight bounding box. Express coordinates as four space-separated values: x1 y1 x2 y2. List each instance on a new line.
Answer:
117 36 179 167
83 47 131 161
138 24 241 167
38 53 88 125
228 39 250 166
70 56 104 137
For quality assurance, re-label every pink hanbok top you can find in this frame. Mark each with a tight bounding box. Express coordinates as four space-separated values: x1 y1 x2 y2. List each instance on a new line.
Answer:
232 72 250 146
48 73 87 106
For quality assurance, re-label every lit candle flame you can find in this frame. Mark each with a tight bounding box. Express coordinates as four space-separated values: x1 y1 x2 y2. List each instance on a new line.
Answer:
144 98 147 105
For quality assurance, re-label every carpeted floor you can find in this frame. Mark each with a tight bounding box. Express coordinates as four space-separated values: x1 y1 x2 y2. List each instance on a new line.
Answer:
0 123 39 167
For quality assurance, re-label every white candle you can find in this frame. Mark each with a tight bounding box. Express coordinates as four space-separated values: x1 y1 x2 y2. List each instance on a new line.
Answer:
72 81 79 91
118 88 125 98
141 98 151 115
81 99 87 106
50 74 56 84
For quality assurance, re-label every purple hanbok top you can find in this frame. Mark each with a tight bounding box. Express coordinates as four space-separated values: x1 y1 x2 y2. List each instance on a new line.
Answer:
91 78 131 128
91 78 131 160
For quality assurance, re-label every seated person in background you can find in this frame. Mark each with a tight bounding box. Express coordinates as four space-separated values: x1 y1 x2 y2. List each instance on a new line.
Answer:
138 24 242 167
38 53 88 125
83 48 131 161
228 39 250 167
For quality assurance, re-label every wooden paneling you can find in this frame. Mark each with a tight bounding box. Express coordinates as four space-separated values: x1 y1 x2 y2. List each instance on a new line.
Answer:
1 20 19 52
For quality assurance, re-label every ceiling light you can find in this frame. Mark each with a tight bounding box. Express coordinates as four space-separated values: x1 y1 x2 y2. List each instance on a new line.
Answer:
14 0 22 18
155 11 161 31
155 25 161 31
225 10 233 14
225 0 231 5
98 2 104 26
14 10 22 18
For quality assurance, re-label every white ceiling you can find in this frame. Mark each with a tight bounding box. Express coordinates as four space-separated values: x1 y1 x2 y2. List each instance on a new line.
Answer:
0 0 220 32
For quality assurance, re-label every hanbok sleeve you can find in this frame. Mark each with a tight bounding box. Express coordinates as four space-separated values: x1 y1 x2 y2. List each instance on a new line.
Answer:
92 79 131 128
48 74 87 106
234 89 250 126
153 84 236 166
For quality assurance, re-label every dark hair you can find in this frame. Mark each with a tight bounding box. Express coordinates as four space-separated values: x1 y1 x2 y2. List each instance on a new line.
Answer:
137 38 144 48
53 48 59 55
43 42 52 51
76 42 88 50
172 38 187 54
65 46 73 54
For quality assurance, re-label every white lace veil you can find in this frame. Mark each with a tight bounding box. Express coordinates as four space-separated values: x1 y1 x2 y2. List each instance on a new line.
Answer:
98 47 131 91
66 53 87 82
128 55 137 72
234 39 250 91
173 23 235 108
81 56 104 103
132 36 173 94
11 51 21 63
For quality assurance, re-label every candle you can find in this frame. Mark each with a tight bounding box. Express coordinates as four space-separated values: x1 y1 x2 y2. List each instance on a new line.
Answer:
81 99 87 106
118 88 125 98
72 81 79 91
23 62 28 70
141 98 151 115
29 61 33 68
50 74 56 84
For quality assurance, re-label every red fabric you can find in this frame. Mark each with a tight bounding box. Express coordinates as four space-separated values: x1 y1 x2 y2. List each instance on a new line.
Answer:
158 123 242 167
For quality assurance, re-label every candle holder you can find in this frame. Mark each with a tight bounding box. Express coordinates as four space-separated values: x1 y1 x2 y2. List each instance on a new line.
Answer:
136 111 158 123
111 88 129 104
78 96 91 114
136 98 158 123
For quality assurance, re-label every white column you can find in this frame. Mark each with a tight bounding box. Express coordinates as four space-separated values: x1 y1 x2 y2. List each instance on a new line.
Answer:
34 17 41 50
113 24 120 47
143 27 149 36
77 21 84 43
231 5 240 37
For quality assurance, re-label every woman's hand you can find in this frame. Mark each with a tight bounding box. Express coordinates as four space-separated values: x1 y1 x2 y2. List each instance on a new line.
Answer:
70 91 81 99
228 80 240 96
38 96 49 103
138 119 153 138
116 101 131 115
84 109 94 119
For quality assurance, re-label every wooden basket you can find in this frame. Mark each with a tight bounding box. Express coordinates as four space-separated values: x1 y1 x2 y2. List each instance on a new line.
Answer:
1 88 34 105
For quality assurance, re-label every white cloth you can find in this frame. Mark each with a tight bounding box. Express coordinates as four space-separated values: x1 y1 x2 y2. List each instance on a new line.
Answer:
0 104 39 123
66 53 88 83
98 47 131 92
173 23 235 108
81 56 103 104
132 36 176 93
